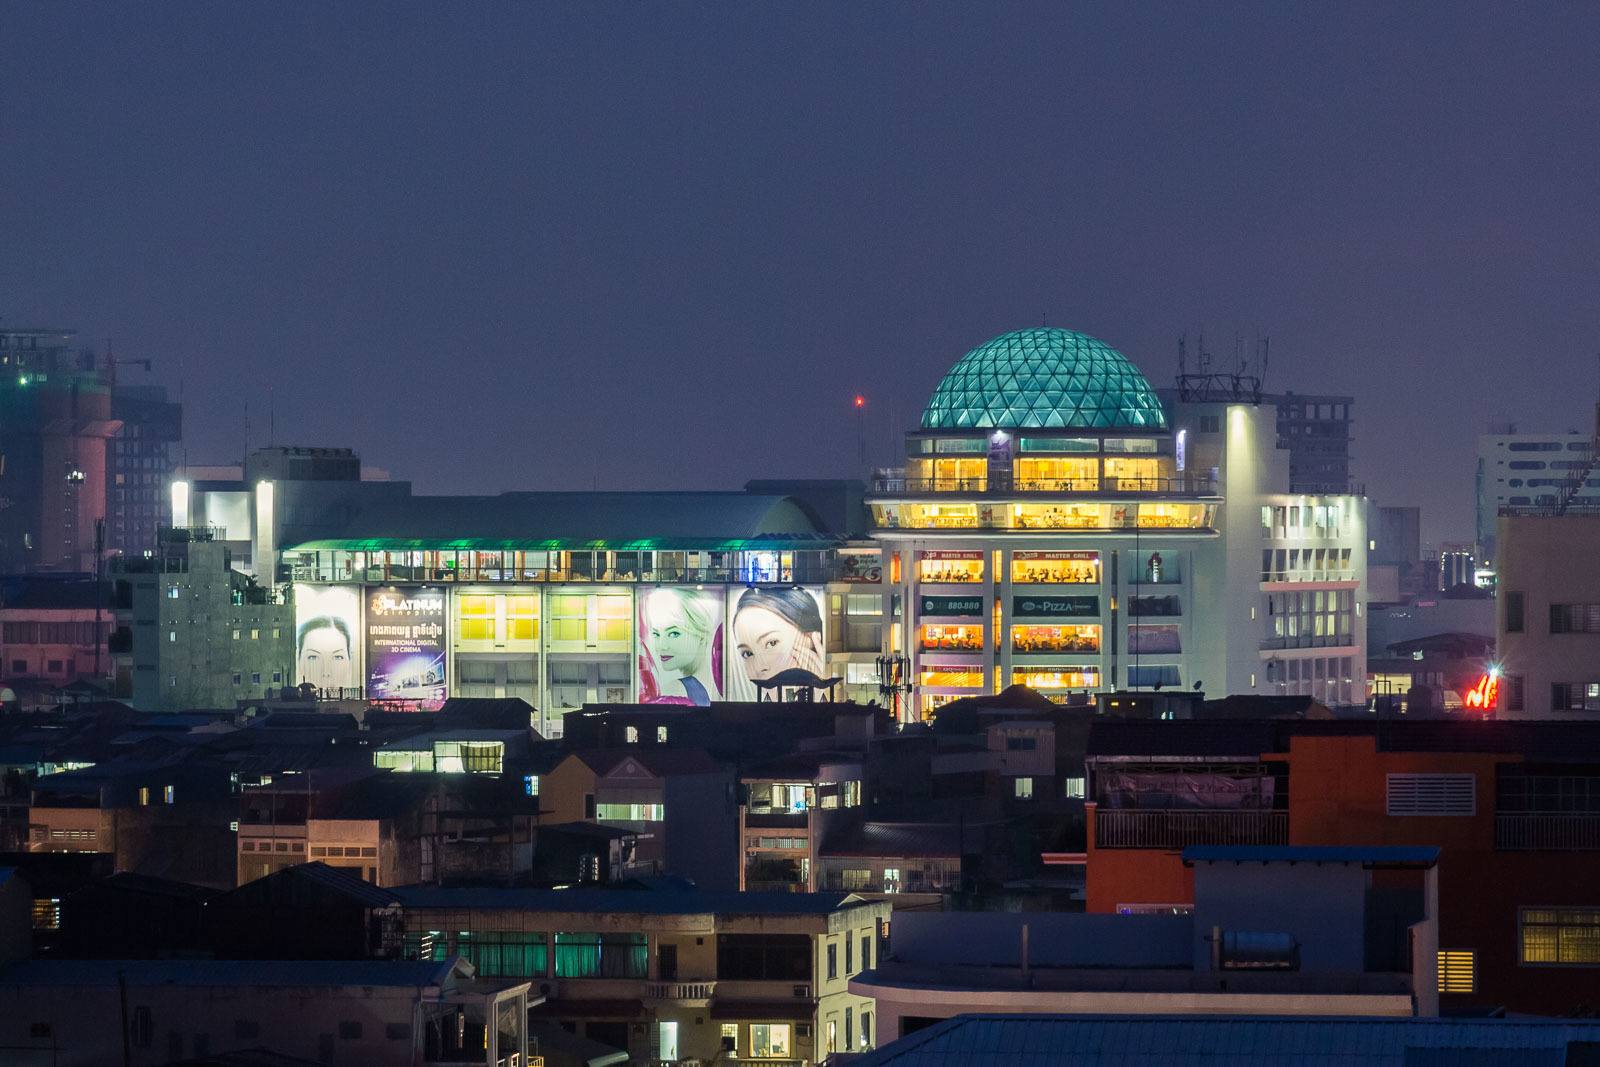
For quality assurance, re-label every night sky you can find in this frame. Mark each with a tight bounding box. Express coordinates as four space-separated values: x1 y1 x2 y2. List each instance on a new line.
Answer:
7 5 1600 545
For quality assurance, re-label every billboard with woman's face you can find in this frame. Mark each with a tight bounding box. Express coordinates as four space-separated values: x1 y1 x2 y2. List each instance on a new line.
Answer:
724 587 826 701
294 585 361 693
637 587 725 706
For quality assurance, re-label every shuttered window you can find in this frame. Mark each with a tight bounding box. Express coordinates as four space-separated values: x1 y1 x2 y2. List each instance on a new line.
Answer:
1387 773 1476 816
1437 950 1476 993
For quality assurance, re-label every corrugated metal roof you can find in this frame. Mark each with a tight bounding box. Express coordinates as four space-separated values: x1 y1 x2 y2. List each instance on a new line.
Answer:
390 886 870 916
283 490 836 551
280 861 402 907
0 957 458 989
1182 845 1440 867
852 1015 1600 1066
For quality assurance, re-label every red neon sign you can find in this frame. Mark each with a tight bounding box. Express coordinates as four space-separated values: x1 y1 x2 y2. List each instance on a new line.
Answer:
1463 672 1499 711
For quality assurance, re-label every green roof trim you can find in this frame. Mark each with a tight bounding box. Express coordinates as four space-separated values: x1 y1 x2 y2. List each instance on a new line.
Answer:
285 534 844 553
922 327 1168 431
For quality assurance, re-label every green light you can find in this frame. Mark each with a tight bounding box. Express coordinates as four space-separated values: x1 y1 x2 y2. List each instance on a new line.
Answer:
17 375 29 387
921 327 1168 431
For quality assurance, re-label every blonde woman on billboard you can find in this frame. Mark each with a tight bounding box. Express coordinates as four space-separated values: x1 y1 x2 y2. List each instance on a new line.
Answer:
639 587 721 705
733 587 825 686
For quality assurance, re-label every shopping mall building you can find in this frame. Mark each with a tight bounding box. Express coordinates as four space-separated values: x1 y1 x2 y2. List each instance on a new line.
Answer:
265 327 1365 731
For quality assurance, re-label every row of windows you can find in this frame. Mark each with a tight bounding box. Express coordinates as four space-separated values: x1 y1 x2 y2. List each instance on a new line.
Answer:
1503 440 1589 452
1 621 107 645
1438 907 1600 994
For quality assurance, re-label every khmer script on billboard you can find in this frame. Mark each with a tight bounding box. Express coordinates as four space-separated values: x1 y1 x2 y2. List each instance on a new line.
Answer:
366 586 447 708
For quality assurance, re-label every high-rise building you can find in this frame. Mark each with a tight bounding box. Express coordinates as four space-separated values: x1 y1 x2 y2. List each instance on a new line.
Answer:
107 384 182 558
1270 392 1354 494
0 328 120 574
1475 425 1600 564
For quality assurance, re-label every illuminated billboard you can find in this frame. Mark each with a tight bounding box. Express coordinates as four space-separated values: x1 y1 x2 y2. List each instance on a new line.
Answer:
294 584 361 692
366 586 447 708
637 587 724 706
724 587 826 700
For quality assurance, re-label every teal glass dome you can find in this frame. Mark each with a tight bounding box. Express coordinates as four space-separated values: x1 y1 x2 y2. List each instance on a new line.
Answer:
920 327 1168 431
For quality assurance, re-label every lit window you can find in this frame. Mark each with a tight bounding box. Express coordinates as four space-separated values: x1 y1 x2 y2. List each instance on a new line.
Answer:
31 898 61 930
1013 777 1034 799
1521 908 1600 965
751 1024 791 1058
138 786 150 806
1438 950 1476 993
625 726 640 744
1063 776 1086 799
594 802 665 821
657 725 668 742
523 775 540 797
164 785 175 804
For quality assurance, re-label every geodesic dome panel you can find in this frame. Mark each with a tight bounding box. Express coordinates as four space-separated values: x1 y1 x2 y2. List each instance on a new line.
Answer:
920 327 1168 431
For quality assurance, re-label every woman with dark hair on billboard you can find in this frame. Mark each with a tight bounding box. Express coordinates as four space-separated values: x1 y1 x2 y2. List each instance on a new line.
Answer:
733 587 825 683
297 614 355 691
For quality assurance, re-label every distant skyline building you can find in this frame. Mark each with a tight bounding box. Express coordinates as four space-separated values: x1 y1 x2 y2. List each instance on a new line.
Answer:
0 323 182 573
108 383 182 559
1476 424 1600 564
0 327 119 574
1270 392 1354 494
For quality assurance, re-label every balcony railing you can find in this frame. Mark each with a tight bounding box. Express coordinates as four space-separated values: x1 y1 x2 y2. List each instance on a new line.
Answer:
743 811 810 830
1496 813 1600 850
1095 809 1288 850
644 981 715 1002
870 474 1218 497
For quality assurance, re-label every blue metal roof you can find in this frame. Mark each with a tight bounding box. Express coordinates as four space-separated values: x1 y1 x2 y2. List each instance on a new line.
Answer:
852 1015 1600 1066
1182 845 1440 867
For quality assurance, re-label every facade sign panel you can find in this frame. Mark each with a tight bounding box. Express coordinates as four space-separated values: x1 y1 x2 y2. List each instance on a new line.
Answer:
920 595 986 617
294 584 362 693
366 586 447 708
724 587 826 701
1012 595 1099 618
637 587 725 706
